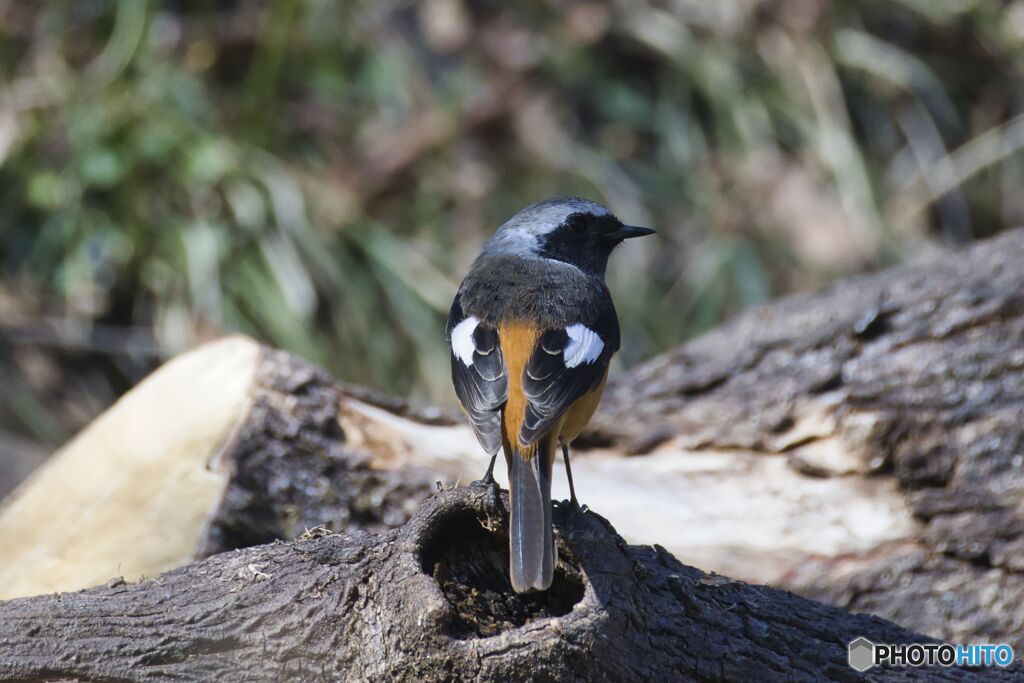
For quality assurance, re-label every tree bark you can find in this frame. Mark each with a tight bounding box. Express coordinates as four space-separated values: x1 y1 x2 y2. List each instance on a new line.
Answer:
588 227 1024 650
0 481 1010 682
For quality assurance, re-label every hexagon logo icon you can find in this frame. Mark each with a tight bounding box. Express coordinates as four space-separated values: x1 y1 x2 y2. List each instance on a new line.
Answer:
848 637 875 672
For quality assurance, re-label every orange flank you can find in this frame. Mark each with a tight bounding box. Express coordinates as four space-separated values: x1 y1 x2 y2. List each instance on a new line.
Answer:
558 371 607 444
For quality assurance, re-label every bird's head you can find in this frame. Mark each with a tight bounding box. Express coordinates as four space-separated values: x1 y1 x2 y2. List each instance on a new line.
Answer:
482 197 655 277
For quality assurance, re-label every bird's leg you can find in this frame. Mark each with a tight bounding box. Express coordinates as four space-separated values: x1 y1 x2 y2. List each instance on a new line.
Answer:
481 452 498 484
561 442 580 508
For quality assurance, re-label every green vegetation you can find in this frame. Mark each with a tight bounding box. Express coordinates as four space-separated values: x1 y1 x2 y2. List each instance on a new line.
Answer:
1 1 1022 447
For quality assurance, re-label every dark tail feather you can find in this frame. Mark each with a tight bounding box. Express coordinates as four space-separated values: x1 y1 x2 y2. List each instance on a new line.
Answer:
509 444 554 593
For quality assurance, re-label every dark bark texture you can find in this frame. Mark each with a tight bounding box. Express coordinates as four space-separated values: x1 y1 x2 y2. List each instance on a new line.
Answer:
195 348 441 557
590 228 1024 649
0 482 1011 682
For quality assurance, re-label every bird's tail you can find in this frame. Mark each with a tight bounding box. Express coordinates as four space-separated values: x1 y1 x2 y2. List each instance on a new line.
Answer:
508 441 554 593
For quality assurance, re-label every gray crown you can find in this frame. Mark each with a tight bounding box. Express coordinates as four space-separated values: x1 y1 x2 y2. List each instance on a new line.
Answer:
482 197 611 258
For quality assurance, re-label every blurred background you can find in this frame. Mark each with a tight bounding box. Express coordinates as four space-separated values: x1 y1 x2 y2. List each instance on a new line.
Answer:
2 0 1023 491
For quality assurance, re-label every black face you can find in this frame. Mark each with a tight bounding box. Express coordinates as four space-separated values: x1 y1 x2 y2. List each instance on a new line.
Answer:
538 212 652 276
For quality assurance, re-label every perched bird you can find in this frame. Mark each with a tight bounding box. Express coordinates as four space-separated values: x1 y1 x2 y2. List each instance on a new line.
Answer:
445 197 654 592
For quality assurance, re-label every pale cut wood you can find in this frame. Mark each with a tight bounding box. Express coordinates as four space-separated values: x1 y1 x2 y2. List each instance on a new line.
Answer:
345 399 919 583
0 336 260 599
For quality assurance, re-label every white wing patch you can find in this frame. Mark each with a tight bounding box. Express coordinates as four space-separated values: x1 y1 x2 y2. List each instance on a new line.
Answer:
450 316 479 366
564 323 604 368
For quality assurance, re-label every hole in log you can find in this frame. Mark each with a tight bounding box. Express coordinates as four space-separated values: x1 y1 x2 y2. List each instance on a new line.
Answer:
420 509 585 639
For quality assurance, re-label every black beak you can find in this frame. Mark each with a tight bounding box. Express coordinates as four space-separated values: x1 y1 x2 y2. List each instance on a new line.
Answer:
605 225 656 242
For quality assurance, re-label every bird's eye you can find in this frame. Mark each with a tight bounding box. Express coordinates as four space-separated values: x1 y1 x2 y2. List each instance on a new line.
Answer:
567 214 587 234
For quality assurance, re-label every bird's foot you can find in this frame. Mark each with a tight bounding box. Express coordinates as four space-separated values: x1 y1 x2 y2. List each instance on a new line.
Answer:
554 498 588 540
473 474 502 513
565 495 586 513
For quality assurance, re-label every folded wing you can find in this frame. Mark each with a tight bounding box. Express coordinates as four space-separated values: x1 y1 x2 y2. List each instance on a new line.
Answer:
446 294 507 454
519 307 619 446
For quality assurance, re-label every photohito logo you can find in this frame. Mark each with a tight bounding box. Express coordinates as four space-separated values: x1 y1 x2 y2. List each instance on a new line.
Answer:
848 637 1014 672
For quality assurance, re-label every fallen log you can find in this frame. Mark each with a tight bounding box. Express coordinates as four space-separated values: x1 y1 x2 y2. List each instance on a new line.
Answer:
1 228 1022 662
0 337 442 599
0 482 1005 682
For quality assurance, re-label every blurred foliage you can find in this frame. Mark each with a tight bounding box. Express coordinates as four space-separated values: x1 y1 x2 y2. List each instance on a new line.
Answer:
2 0 1024 449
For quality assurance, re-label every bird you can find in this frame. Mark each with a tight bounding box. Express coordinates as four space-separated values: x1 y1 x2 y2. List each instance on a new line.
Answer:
445 197 654 593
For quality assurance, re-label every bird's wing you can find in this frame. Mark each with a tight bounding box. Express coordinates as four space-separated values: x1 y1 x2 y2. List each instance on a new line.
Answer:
446 293 507 455
518 305 619 446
